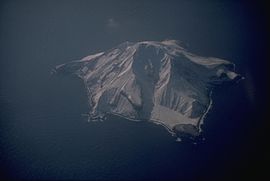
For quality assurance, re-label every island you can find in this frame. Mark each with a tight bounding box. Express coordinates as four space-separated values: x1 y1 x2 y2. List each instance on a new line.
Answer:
53 40 242 139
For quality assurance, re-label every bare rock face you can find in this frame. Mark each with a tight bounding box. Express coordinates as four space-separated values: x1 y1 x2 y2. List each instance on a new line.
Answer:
54 40 242 138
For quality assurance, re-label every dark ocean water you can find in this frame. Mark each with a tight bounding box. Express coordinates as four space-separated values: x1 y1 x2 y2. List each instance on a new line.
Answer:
0 71 254 180
0 0 268 180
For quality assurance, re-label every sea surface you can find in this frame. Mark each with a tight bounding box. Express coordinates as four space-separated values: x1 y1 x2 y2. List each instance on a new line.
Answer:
0 55 257 180
0 1 268 180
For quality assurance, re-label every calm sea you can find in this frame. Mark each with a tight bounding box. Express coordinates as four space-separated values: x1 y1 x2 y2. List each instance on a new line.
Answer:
0 59 253 180
0 1 267 180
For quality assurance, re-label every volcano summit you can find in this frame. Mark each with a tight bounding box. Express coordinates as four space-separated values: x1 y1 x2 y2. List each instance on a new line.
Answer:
54 40 242 139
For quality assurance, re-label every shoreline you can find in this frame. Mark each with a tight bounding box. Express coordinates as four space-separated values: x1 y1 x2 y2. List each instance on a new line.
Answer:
197 90 213 133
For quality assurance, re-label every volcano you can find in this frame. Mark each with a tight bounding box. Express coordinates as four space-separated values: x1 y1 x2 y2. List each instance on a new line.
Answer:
54 40 242 139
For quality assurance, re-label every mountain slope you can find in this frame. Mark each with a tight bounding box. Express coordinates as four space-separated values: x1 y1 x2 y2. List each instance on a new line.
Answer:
54 40 242 138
